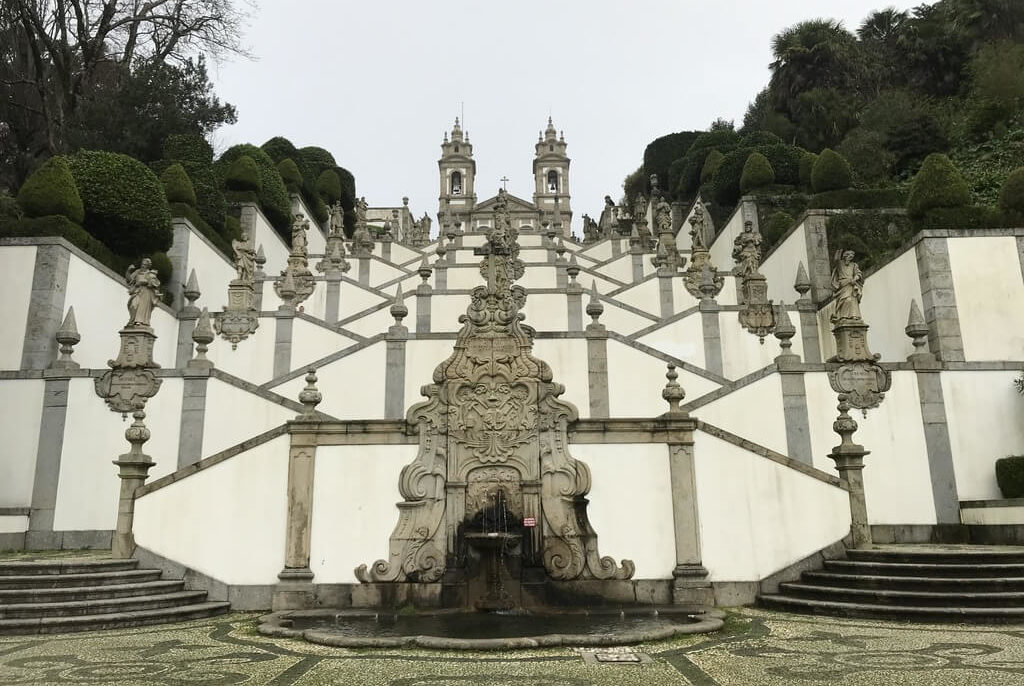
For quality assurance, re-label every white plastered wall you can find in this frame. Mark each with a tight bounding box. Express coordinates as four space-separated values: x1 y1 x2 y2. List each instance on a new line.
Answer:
614 278 662 314
694 431 850 581
275 343 388 420
251 209 290 276
805 371 936 525
859 248 922 363
521 294 568 332
697 373 788 455
606 340 721 417
0 380 44 507
637 313 707 369
204 316 276 383
709 209 745 272
299 280 329 320
187 231 236 312
201 378 293 457
532 339 590 415
403 339 458 410
942 370 1024 501
948 236 1024 361
290 319 357 372
719 314 801 380
134 435 289 585
760 223 808 305
600 254 635 284
0 245 36 369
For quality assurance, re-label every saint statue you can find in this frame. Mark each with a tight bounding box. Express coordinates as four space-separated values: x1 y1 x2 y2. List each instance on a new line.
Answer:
830 249 864 323
356 196 369 226
655 198 672 235
291 214 309 256
328 202 345 237
689 201 707 251
732 221 762 277
232 238 256 283
125 258 161 328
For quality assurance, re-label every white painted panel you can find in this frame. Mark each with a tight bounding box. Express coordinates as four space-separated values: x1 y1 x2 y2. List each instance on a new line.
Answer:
948 236 1024 361
298 280 328 321
943 371 1024 501
0 515 29 533
202 378 293 457
719 314 781 380
341 305 393 338
695 431 850 581
583 240 613 261
134 435 289 585
290 319 356 372
64 254 132 369
368 259 407 286
446 266 487 290
380 274 422 299
600 254 634 284
0 380 44 507
187 231 235 312
576 444 675 578
637 313 706 369
760 223 808 305
310 444 415 583
532 339 590 416
805 371 936 525
606 340 720 417
698 373 788 456
390 243 422 265
430 294 471 333
338 282 388 319
709 209 745 273
251 209 290 276
859 248 922 363
403 339 458 410
53 378 181 531
0 245 36 369
276 343 388 420
599 301 655 335
521 294 567 332
614 278 660 315
961 506 1024 525
204 316 276 383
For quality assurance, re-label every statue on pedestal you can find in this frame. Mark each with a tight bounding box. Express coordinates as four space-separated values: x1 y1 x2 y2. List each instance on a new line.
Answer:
125 259 161 328
830 249 864 324
232 239 256 283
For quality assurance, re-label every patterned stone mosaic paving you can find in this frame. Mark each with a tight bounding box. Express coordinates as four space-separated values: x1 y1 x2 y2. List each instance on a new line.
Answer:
1 609 1023 685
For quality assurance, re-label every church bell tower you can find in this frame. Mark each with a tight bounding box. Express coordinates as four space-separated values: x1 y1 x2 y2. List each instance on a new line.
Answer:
533 117 572 235
438 118 476 223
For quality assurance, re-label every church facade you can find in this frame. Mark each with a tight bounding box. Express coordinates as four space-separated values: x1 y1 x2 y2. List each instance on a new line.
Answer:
437 117 573 236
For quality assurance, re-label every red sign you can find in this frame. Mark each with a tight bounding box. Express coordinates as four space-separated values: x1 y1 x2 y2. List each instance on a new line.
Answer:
523 517 536 527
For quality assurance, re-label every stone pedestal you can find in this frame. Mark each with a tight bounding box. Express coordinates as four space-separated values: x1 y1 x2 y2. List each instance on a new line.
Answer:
111 407 156 559
828 396 872 549
94 327 162 414
215 280 259 349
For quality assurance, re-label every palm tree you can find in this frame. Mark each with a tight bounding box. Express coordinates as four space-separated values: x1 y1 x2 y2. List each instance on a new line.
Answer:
769 20 865 113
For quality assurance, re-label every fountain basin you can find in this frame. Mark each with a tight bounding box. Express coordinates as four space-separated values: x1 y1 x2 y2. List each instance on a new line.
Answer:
258 607 723 650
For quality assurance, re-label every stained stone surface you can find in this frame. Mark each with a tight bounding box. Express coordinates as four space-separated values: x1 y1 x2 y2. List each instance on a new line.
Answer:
2 608 1024 685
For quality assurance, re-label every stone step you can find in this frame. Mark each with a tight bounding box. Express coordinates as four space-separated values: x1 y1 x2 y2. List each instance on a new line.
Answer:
0 591 209 619
0 559 139 576
0 601 231 635
0 569 162 590
802 571 1024 592
778 582 1024 607
824 559 1024 578
759 594 1024 623
847 548 1024 565
0 579 186 605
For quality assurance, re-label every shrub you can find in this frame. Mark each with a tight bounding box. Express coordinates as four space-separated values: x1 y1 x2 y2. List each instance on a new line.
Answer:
224 155 261 192
740 152 775 193
0 192 21 219
224 214 242 241
838 129 894 185
700 150 725 185
161 163 196 206
799 152 818 189
811 149 852 192
67 150 172 257
762 211 794 248
277 158 303 193
915 206 1005 230
810 188 904 209
826 212 914 272
160 134 225 233
168 201 232 256
216 144 292 234
996 456 1024 499
163 134 214 166
671 129 741 199
298 146 338 176
711 148 752 207
759 144 804 186
643 131 700 194
906 153 971 218
999 168 1024 216
316 169 342 204
16 157 85 223
262 136 301 165
0 215 116 269
740 130 783 147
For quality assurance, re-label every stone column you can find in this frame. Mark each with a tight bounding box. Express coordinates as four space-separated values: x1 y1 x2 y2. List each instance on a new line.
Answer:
21 244 70 370
800 211 834 305
829 396 871 548
584 285 610 418
177 309 214 469
794 262 822 363
111 406 156 559
273 275 296 379
275 371 322 610
566 283 583 332
630 246 644 283
175 270 201 367
775 304 814 465
384 290 408 419
357 257 371 287
699 301 723 377
657 271 674 319
915 237 965 361
167 220 192 311
380 235 393 263
324 271 342 325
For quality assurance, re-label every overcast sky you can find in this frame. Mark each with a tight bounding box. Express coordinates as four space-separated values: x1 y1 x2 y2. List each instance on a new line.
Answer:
211 0 923 233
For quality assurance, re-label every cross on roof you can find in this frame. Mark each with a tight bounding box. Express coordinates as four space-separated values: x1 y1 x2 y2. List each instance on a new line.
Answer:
500 176 509 191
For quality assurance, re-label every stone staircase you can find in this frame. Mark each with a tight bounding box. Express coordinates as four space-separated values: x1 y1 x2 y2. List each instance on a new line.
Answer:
759 546 1024 623
0 557 230 634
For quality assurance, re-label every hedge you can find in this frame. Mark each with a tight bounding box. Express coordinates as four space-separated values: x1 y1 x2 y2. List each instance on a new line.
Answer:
277 158 303 194
0 215 116 269
0 193 20 219
670 129 741 199
760 144 804 186
740 130 783 147
163 134 214 166
999 168 1024 216
643 131 700 195
826 212 914 272
161 134 226 233
316 169 342 205
996 456 1024 499
67 150 172 257
762 211 794 249
17 157 85 223
224 155 261 192
161 163 196 206
169 201 232 256
809 188 904 209
811 149 852 192
215 144 292 235
799 152 818 189
913 205 1006 230
700 150 725 185
150 251 174 304
740 152 775 193
906 153 971 218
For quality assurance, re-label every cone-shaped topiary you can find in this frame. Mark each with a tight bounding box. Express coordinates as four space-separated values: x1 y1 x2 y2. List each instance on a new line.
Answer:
316 169 342 204
17 157 85 223
740 152 775 194
700 149 725 185
762 211 794 246
161 163 196 206
277 158 302 193
799 152 818 189
906 153 971 219
225 155 262 192
999 167 1024 217
811 149 852 192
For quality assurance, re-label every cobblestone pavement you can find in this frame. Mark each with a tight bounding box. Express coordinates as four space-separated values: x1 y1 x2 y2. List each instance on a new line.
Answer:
1 608 1023 685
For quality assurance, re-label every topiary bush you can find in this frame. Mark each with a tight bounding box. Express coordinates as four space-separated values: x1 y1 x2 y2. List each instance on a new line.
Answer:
643 131 700 195
17 157 85 223
161 163 196 206
0 192 21 219
149 251 174 304
999 167 1024 221
224 155 261 192
906 153 971 219
67 150 172 257
740 130 783 147
160 134 227 234
916 205 1005 230
224 214 242 242
740 152 775 193
759 144 805 186
826 212 914 272
316 169 342 205
811 149 852 193
0 215 116 268
762 211 794 249
996 456 1024 499
810 188 904 209
799 152 818 189
700 149 725 185
216 144 292 235
277 158 303 193
671 129 741 199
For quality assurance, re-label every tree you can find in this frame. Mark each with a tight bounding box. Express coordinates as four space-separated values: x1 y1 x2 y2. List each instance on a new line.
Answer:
769 20 867 115
0 0 248 187
906 153 971 218
740 152 775 193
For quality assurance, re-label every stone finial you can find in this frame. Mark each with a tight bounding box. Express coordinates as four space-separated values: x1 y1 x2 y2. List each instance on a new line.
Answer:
546 222 557 242
661 363 687 415
297 368 322 420
189 307 215 369
390 284 408 325
773 301 798 364
586 281 604 324
435 237 447 262
555 237 567 262
905 299 932 361
52 306 81 370
278 269 297 311
418 255 433 283
698 263 719 303
794 261 811 302
254 244 267 279
566 253 581 285
445 225 457 242
182 269 201 314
